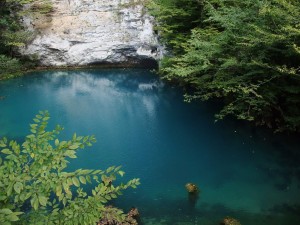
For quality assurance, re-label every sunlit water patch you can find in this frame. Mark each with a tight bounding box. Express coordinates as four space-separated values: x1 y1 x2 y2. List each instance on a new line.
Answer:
0 69 300 225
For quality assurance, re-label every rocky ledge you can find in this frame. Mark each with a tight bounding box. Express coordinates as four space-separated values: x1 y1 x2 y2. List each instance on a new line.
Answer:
21 0 163 67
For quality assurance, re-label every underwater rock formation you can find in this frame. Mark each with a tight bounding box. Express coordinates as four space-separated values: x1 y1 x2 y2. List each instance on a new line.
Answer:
97 207 139 225
220 217 242 225
185 183 200 208
185 183 199 193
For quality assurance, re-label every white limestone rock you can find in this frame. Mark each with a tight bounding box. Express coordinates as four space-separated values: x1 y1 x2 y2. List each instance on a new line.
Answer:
21 0 163 66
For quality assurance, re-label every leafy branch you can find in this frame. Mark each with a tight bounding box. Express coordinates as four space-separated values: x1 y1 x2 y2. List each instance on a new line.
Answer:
0 111 140 224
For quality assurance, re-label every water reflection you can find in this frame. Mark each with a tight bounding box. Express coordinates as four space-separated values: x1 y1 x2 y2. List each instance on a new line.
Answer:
39 70 165 123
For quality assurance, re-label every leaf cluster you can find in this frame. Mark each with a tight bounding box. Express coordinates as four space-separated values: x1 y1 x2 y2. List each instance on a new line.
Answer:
147 0 204 54
0 55 22 79
0 111 140 224
150 0 300 131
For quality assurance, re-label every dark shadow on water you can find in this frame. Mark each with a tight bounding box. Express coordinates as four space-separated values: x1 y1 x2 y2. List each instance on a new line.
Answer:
87 58 159 70
268 203 300 215
0 134 25 143
188 192 199 210
256 134 300 190
114 177 300 225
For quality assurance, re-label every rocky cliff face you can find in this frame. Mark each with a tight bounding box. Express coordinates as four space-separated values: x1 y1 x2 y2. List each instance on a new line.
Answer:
21 0 162 67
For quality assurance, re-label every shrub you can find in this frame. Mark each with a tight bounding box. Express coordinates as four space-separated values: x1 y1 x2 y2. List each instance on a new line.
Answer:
0 111 140 225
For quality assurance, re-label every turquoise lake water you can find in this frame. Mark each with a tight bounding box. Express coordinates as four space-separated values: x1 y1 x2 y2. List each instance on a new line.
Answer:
0 69 300 225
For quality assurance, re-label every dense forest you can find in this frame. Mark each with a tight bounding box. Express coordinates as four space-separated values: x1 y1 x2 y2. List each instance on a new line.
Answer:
148 0 300 132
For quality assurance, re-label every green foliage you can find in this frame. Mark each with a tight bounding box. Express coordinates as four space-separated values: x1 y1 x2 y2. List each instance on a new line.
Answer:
148 0 204 54
0 0 52 79
28 1 53 14
150 0 300 131
0 55 22 78
0 0 33 53
2 31 34 48
0 111 140 225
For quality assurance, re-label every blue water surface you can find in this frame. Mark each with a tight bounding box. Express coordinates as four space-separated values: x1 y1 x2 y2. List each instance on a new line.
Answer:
0 69 300 225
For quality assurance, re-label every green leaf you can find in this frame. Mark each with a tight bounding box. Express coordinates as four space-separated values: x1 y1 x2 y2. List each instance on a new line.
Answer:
0 142 6 147
6 213 19 222
99 196 107 203
0 208 12 215
86 175 92 183
33 118 40 123
56 185 62 197
1 148 12 154
43 116 50 121
7 183 13 196
67 177 73 186
69 144 80 150
63 182 69 193
38 195 48 206
72 177 80 187
30 124 37 129
105 195 111 200
111 194 117 198
106 166 114 173
24 192 32 201
62 197 67 206
79 176 86 184
118 171 125 177
31 195 39 210
26 134 35 139
33 197 39 210
13 182 23 194
30 129 37 134
114 165 122 172
65 150 76 158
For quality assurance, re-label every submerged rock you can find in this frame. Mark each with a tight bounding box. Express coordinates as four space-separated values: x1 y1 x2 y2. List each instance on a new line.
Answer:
185 183 199 193
220 217 242 225
98 207 140 225
21 0 163 67
185 183 200 208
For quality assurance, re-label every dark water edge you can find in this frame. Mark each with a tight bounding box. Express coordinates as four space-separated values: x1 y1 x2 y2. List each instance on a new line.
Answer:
0 69 300 225
0 59 158 82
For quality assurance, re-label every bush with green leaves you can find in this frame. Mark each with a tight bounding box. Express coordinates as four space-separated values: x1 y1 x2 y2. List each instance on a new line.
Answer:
0 0 53 79
149 0 300 132
0 111 140 225
147 0 203 54
0 55 22 79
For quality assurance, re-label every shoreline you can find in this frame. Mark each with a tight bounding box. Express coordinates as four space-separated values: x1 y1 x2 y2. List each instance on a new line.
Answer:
0 61 159 81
